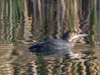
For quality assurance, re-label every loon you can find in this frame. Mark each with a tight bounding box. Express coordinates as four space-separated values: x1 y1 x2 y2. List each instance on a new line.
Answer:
29 31 88 58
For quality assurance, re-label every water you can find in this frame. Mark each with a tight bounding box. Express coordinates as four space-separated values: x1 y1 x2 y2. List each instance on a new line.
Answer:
0 44 100 75
0 0 100 75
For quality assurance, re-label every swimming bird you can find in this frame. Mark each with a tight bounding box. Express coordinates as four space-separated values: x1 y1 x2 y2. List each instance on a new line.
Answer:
29 31 88 58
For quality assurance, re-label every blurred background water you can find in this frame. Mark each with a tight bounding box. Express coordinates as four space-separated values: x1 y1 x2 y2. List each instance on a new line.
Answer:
0 0 100 75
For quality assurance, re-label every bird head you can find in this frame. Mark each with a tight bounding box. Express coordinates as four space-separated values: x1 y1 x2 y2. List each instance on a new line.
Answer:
63 31 88 42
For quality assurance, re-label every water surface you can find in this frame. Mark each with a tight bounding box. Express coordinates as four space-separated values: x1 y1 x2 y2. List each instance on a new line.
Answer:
0 0 100 75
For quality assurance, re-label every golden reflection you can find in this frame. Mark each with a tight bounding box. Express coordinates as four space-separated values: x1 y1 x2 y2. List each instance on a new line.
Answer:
0 44 100 75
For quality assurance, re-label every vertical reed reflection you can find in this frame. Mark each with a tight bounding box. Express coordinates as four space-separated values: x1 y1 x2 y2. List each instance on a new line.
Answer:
0 0 100 75
0 0 99 44
97 0 100 44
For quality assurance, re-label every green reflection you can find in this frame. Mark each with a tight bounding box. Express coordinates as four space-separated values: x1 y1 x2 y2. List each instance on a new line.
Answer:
89 0 97 45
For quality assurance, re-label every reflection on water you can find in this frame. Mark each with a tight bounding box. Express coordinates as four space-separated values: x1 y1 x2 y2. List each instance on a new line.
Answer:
0 0 100 75
0 44 100 75
0 0 99 45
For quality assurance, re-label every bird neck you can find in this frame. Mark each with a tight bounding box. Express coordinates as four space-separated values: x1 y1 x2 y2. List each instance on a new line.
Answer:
67 39 72 42
65 39 74 47
63 38 73 43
